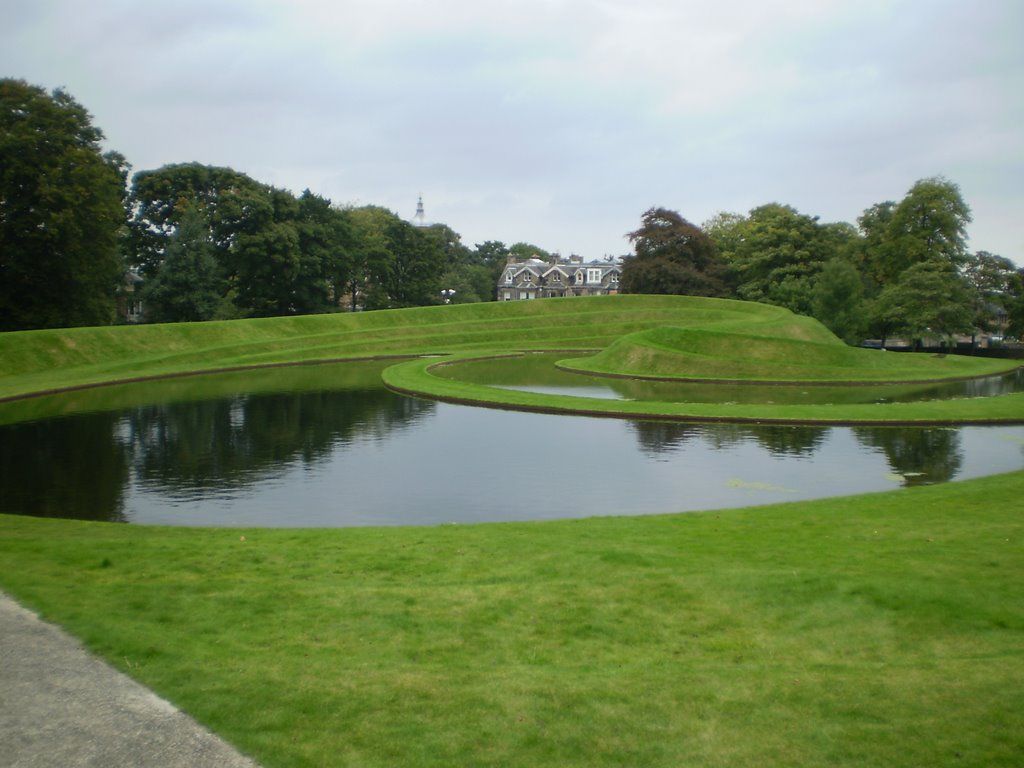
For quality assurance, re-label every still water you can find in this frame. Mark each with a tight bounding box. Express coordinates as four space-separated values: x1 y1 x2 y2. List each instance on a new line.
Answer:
1 361 1022 527
435 352 1024 404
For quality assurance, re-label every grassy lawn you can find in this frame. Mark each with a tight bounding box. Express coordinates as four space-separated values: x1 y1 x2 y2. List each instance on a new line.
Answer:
2 295 1022 765
1 472 1023 767
0 296 733 400
4 295 1017 423
383 353 1024 425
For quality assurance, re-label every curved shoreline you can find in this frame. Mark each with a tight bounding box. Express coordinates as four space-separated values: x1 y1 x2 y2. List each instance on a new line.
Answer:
381 353 1024 426
554 358 1024 387
383 379 1024 427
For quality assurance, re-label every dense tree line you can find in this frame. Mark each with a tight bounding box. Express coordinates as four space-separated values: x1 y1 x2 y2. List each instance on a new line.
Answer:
622 178 1024 346
0 79 522 330
3 78 1021 342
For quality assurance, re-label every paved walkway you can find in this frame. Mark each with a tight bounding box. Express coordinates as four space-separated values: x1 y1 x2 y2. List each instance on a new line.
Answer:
0 591 260 768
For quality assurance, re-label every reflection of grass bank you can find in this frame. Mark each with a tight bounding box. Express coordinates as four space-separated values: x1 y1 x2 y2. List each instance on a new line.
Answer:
2 471 1023 767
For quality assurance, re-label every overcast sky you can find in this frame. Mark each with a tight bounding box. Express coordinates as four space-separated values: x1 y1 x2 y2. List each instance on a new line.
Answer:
3 0 1022 264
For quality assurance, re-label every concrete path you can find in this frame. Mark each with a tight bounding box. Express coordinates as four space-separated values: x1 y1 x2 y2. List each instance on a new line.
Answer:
0 591 260 768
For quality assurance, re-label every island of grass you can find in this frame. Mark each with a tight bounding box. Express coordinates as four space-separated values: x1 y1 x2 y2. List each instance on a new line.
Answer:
378 297 1022 425
1 294 1021 424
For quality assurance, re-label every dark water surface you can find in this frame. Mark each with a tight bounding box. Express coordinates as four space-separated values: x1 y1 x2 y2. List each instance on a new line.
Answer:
1 361 1022 527
436 352 1024 404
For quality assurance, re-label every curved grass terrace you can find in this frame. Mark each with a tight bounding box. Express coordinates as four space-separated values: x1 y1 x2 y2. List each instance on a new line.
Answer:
2 295 1024 766
1 295 1020 424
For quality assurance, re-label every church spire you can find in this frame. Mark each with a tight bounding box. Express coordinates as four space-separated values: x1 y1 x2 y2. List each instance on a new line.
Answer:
412 194 427 227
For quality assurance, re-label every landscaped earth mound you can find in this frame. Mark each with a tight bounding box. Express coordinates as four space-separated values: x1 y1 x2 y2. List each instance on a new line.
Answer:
558 320 1008 383
1 293 1020 424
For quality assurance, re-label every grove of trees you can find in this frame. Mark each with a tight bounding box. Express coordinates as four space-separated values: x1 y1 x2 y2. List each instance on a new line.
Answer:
3 77 1021 346
622 178 1023 348
0 79 523 331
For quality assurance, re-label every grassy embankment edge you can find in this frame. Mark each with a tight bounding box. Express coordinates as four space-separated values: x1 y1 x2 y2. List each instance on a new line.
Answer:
1 470 1022 767
2 295 1020 424
382 353 1024 425
0 296 742 400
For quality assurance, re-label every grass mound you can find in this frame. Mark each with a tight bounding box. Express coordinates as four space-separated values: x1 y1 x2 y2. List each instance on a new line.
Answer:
0 295 710 399
3 294 1020 423
561 316 1013 383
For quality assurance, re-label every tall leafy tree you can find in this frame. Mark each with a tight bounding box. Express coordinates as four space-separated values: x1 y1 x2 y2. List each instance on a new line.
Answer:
295 190 352 312
859 177 972 287
888 177 971 271
345 206 445 310
870 261 974 346
812 258 866 343
716 204 838 314
961 250 1018 338
0 79 128 330
127 163 268 278
854 200 897 290
621 207 729 297
141 202 223 322
1006 269 1024 341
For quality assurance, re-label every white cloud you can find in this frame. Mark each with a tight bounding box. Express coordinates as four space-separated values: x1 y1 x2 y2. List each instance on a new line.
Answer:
2 0 1022 263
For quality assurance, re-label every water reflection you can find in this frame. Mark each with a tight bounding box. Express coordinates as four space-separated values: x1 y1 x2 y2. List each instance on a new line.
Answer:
437 353 1024 405
121 389 433 495
0 412 129 522
0 361 1021 526
853 427 962 485
629 421 827 458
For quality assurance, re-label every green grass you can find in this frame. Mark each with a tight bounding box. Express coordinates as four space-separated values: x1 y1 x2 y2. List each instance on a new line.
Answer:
565 324 1017 382
2 471 1023 767
0 295 725 399
3 294 1018 423
383 353 1024 424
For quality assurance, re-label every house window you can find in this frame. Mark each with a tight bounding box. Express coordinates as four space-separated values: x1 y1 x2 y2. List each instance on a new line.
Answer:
524 272 532 282
587 268 602 284
575 271 584 284
610 273 619 284
551 273 561 283
505 271 514 284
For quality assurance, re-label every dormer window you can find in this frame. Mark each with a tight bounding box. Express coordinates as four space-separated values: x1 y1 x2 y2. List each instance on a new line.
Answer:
524 272 532 282
587 268 602 284
575 270 584 284
505 270 514 284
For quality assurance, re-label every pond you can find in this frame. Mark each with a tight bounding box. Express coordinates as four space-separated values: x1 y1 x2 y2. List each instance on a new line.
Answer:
434 352 1024 404
1 360 1022 527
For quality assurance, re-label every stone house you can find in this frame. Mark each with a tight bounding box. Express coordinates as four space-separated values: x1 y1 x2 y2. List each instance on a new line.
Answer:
498 256 622 301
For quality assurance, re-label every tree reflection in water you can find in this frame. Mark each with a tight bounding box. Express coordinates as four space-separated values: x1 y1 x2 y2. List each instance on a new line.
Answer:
0 412 130 522
0 360 1017 526
853 427 963 485
121 389 434 494
629 421 827 458
630 419 963 484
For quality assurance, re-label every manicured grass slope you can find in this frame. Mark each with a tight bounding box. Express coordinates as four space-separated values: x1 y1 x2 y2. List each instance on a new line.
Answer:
5 295 1017 422
1 471 1022 767
0 295 747 399
563 321 1016 382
